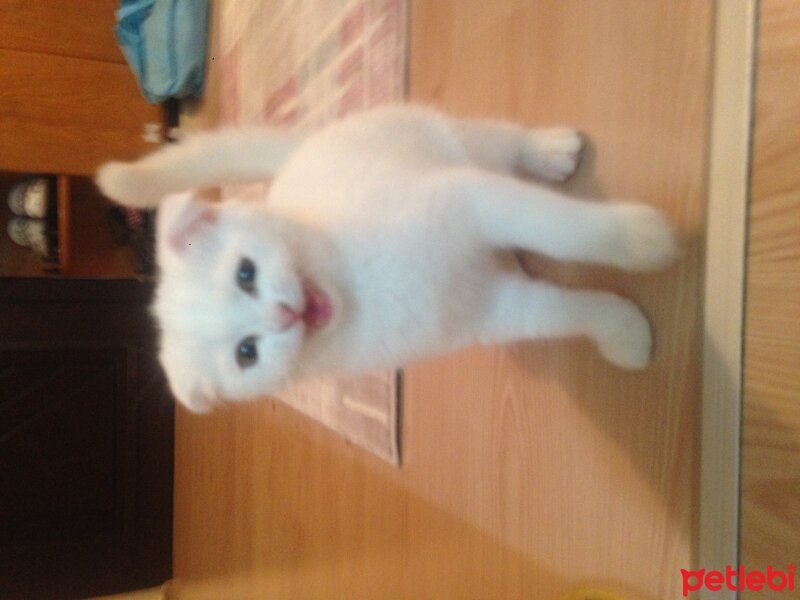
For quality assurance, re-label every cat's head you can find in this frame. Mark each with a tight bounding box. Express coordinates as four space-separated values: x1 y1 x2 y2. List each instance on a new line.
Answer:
153 192 339 413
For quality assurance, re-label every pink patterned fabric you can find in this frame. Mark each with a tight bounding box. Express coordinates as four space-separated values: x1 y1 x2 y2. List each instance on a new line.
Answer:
211 0 407 464
217 0 405 129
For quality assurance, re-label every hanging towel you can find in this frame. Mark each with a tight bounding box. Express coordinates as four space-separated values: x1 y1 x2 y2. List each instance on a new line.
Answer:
114 0 209 103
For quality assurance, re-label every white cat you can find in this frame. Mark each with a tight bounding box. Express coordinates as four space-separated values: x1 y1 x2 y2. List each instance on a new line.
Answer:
97 105 678 413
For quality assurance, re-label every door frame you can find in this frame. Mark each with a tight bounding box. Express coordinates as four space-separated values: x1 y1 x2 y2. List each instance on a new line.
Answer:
701 1 757 596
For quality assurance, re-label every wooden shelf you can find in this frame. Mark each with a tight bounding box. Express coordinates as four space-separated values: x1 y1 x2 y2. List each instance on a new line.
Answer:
57 175 71 274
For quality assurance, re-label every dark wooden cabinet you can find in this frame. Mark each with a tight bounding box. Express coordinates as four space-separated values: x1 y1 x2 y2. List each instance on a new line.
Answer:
0 279 173 599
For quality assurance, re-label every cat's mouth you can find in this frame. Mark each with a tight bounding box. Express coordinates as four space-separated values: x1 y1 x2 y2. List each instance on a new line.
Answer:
299 279 333 332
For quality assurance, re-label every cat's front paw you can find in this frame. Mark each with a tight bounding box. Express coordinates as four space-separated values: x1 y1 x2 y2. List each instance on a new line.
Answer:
521 128 584 182
611 204 680 272
593 297 653 370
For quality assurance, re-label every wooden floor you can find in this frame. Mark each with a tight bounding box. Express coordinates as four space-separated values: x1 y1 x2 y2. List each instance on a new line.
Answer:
173 2 712 598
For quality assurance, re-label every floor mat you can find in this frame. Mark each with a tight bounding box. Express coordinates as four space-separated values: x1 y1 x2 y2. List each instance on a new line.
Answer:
210 0 407 464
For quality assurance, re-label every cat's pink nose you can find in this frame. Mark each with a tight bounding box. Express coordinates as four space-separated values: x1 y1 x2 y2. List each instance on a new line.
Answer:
277 303 301 330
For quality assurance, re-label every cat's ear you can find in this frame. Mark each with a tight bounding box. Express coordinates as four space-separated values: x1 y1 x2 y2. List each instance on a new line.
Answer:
157 190 221 257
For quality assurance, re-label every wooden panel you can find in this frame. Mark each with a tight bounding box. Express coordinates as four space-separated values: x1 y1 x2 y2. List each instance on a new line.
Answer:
0 0 125 63
172 2 711 599
0 347 127 546
741 0 800 588
58 175 72 273
0 49 161 176
0 279 173 599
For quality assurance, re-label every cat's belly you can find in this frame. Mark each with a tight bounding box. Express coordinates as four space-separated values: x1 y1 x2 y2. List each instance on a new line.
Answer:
269 107 469 218
313 232 494 373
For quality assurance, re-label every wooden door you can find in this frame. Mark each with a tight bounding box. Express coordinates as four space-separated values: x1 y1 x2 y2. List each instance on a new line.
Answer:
741 0 800 590
0 0 126 63
0 1 162 176
0 279 173 599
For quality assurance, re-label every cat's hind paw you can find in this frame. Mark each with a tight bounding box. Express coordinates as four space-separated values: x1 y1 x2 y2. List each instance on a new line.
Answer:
521 128 584 182
594 298 653 370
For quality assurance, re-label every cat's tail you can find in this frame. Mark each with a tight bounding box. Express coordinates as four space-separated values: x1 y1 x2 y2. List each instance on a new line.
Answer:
96 128 301 208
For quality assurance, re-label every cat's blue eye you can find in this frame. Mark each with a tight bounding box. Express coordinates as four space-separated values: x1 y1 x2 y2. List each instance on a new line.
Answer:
236 336 258 369
237 257 256 293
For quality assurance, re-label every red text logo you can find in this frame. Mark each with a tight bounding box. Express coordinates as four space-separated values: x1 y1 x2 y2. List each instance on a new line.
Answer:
681 565 796 596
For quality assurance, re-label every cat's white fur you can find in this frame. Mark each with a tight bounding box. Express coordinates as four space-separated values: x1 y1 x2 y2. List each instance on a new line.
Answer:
97 105 678 413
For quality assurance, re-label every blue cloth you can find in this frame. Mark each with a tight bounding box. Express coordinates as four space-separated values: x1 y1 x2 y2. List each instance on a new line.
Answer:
115 0 209 103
